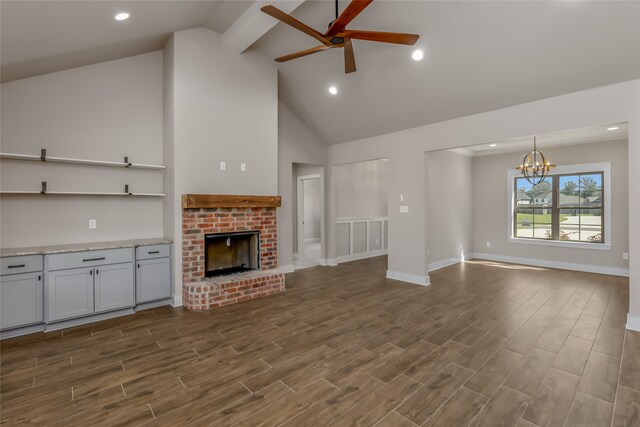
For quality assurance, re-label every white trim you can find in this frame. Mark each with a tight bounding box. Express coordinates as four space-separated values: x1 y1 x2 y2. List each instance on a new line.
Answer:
428 253 475 272
337 249 388 264
507 162 612 249
627 314 640 332
172 294 183 307
386 270 431 286
507 237 611 251
472 252 629 277
279 264 295 274
322 258 338 266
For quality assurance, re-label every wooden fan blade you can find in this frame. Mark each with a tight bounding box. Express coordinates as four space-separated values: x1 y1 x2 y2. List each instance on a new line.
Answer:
326 0 374 37
275 45 334 62
339 30 419 45
344 38 356 73
261 5 332 46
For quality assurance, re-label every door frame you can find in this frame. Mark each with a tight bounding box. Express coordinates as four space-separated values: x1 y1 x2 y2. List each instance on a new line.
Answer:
296 173 323 261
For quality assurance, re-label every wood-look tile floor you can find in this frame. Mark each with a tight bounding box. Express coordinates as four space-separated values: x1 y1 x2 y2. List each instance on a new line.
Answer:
1 256 639 426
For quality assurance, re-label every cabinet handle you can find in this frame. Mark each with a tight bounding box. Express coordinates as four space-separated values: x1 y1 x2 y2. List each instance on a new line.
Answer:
96 269 99 275
83 257 105 262
38 275 41 281
148 251 160 254
137 263 140 268
90 270 93 276
7 264 26 268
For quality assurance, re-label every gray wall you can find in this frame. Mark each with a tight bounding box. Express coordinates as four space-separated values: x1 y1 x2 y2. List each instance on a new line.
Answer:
426 150 473 268
334 159 388 219
472 139 629 270
0 52 164 247
278 102 327 267
165 28 279 294
303 178 321 239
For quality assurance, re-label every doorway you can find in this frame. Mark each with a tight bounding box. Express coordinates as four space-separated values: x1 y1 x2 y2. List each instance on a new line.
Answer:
293 164 324 269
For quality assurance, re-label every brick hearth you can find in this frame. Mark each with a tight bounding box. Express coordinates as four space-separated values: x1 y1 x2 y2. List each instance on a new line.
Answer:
182 205 285 310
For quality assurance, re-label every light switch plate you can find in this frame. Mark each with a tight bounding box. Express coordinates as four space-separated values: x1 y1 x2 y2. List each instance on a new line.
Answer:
89 219 97 229
623 252 629 260
220 161 226 171
240 163 246 171
400 205 409 213
486 241 491 248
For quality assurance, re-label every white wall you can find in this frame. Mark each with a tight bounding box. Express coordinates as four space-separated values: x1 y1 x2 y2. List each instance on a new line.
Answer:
303 178 321 239
426 150 473 269
0 52 164 247
327 79 639 325
471 139 629 272
278 102 327 268
165 28 279 297
334 159 388 219
291 163 323 254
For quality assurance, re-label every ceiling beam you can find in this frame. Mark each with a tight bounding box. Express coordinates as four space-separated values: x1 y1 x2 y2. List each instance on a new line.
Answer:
223 0 306 53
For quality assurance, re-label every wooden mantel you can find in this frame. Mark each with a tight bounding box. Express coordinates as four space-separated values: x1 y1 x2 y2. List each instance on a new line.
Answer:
181 194 282 209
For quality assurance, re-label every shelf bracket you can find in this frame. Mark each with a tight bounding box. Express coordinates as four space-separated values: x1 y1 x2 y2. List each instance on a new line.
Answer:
41 181 47 194
40 149 46 162
124 156 132 168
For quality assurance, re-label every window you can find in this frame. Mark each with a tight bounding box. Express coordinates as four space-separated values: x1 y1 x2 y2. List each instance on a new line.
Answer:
511 166 607 247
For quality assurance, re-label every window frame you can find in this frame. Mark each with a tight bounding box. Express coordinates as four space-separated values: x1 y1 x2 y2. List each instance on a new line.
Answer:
507 162 612 251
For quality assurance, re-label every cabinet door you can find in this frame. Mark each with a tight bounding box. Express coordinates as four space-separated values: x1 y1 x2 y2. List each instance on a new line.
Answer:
136 258 171 303
95 263 134 313
47 268 94 322
0 272 43 330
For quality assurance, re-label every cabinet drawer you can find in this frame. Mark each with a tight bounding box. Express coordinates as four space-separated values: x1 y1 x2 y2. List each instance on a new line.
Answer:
1 255 43 276
47 248 134 271
136 244 171 260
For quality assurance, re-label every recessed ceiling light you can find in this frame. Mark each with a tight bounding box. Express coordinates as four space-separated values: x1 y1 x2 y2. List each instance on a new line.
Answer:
113 11 131 21
328 86 338 95
607 126 619 131
411 49 424 61
489 143 497 147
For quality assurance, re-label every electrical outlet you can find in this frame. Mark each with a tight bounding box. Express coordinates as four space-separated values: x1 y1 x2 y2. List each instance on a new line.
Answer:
486 241 491 248
623 252 629 260
219 161 226 171
240 163 246 171
89 219 97 229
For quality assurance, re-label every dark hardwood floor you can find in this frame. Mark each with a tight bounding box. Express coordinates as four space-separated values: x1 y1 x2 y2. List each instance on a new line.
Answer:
1 256 639 426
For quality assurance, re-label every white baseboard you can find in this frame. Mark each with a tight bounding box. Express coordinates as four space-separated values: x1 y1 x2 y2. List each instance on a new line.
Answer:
337 250 388 265
278 264 295 274
305 237 321 243
429 253 475 272
172 294 183 307
472 253 629 277
627 314 640 332
386 270 431 286
322 258 338 267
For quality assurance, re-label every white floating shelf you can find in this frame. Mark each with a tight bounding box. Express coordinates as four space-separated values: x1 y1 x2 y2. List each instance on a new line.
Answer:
0 152 166 170
0 191 166 197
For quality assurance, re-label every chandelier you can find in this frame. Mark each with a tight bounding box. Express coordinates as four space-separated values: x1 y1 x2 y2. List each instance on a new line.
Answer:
516 136 556 185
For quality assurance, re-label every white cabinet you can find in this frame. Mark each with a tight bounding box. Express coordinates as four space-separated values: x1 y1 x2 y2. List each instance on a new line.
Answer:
0 271 43 330
47 267 94 322
136 258 171 303
95 263 134 313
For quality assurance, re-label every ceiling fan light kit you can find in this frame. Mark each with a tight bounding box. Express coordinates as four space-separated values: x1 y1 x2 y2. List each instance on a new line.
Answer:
261 0 419 74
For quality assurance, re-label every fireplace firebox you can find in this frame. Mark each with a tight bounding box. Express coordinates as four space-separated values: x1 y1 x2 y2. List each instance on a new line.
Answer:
205 231 259 277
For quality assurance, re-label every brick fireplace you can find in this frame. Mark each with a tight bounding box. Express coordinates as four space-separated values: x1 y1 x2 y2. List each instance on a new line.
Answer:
181 194 285 310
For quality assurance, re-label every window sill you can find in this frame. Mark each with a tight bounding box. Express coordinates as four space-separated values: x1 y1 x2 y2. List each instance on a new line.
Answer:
508 237 612 251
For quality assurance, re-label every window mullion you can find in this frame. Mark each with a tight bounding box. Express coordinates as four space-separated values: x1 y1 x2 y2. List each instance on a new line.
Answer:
552 175 559 240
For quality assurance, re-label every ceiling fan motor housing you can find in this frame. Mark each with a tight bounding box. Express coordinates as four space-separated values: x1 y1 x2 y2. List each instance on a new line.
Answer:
330 36 345 45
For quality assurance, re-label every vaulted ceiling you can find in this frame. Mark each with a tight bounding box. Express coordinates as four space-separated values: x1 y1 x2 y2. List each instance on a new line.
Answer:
2 1 639 145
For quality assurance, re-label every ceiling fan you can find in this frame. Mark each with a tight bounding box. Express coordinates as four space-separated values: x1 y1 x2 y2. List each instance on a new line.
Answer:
261 0 419 74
